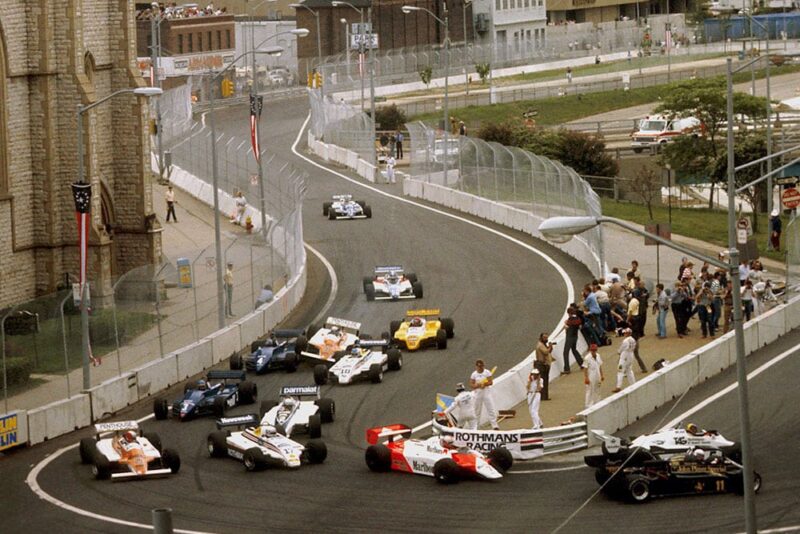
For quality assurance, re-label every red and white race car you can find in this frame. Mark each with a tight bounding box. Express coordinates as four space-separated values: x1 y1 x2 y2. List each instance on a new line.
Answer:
364 424 512 484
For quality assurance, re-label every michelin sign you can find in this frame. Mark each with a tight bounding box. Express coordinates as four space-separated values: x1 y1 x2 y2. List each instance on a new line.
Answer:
1 411 28 451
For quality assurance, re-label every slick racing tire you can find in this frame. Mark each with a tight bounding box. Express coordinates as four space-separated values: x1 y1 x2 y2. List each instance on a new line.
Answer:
365 444 391 472
356 200 366 209
734 472 763 495
364 205 372 218
308 414 322 439
294 335 308 354
369 363 384 383
390 320 401 338
162 448 181 473
381 331 391 341
315 398 335 423
405 273 418 284
487 447 514 473
239 381 258 404
314 364 330 385
365 284 376 301
213 396 227 417
595 468 611 486
362 277 373 292
433 458 461 484
328 209 336 220
627 476 651 503
207 432 229 458
284 352 299 373
306 324 319 340
387 348 402 371
229 353 243 370
436 329 448 350
322 202 332 216
260 400 278 420
144 432 162 453
79 438 97 465
304 440 328 464
92 450 111 480
244 448 267 472
412 282 423 299
441 318 455 338
153 398 169 420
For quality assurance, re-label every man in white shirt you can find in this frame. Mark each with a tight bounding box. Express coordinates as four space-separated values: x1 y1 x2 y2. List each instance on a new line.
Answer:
613 328 636 392
385 155 396 184
526 368 543 429
470 359 499 430
444 383 477 429
582 343 604 408
165 186 177 222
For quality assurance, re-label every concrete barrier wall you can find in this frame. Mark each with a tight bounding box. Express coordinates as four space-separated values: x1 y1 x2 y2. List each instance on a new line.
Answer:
87 373 139 419
695 335 733 381
176 339 214 379
27 395 92 445
135 356 179 398
240 310 265 349
756 306 785 347
211 324 242 364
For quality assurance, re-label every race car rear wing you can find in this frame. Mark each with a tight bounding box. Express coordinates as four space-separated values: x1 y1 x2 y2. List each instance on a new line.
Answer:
280 385 320 398
324 316 361 334
207 370 247 382
94 421 139 435
374 265 403 274
216 414 260 429
366 424 412 445
406 308 441 317
332 194 352 202
272 328 305 339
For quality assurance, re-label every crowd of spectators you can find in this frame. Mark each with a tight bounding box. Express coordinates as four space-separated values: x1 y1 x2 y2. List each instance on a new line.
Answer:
137 2 228 21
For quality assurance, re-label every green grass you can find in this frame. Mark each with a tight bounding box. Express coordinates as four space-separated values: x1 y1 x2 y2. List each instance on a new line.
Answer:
599 198 789 263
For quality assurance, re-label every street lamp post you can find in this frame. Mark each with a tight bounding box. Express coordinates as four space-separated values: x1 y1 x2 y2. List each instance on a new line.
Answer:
341 18 351 79
290 2 323 86
150 12 167 184
332 1 366 114
75 86 162 390
402 5 450 183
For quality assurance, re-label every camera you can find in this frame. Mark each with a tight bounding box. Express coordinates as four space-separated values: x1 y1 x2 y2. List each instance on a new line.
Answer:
549 341 558 346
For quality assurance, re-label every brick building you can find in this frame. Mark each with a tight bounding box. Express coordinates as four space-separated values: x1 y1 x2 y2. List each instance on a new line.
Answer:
0 1 161 309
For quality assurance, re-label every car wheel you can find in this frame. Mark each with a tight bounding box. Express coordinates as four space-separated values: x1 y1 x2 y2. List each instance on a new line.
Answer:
243 448 267 472
315 398 335 423
91 450 111 480
627 476 651 503
356 200 366 209
144 432 162 453
441 318 455 338
387 348 402 371
734 471 763 495
406 273 418 284
365 285 376 301
390 320 401 338
364 205 372 218
79 438 96 464
328 209 336 220
308 414 322 439
322 202 332 216
313 364 329 385
595 468 611 486
294 335 308 354
433 458 461 484
381 331 390 341
153 398 168 420
753 472 762 494
250 339 266 353
239 381 257 404
284 352 298 373
161 448 181 473
230 353 243 370
365 444 391 472
213 396 227 417
487 447 513 473
412 282 423 299
369 363 383 383
260 400 278 420
633 147 643 154
306 324 319 339
436 329 448 350
362 276 373 292
304 440 328 464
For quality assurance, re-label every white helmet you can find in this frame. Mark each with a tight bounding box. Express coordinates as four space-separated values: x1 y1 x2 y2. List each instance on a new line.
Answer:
283 397 297 408
388 271 399 283
330 326 341 335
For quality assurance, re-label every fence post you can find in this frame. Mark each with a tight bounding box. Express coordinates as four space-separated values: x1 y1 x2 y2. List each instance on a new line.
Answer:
59 293 73 398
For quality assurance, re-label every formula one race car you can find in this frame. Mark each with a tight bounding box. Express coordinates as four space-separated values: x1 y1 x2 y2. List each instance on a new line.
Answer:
313 339 402 386
323 194 372 220
153 370 257 421
259 385 335 438
363 266 423 301
586 446 762 503
79 421 181 481
207 414 327 471
300 317 362 362
365 424 512 484
390 309 454 351
230 329 308 374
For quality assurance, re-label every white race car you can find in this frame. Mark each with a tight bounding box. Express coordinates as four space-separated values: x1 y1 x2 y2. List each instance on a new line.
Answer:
259 385 335 438
313 339 402 386
593 423 739 461
365 424 513 484
363 266 423 301
79 421 181 481
300 317 362 362
207 414 327 471
323 194 372 220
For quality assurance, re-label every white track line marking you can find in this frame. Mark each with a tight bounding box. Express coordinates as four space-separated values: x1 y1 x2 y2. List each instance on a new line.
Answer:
304 242 338 325
661 343 800 431
292 114 576 436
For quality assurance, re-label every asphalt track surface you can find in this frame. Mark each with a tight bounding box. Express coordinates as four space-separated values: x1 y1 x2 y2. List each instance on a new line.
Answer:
3 97 799 533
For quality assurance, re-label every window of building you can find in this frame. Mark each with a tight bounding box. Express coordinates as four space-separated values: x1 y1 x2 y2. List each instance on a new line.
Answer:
208 31 212 50
217 30 222 49
198 33 203 51
502 0 507 9
188 33 193 53
495 0 501 9
178 34 184 54
226 30 231 48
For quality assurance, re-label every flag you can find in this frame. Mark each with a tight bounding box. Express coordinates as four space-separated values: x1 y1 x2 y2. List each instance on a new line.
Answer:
665 29 672 50
71 181 99 365
435 393 454 414
249 94 263 164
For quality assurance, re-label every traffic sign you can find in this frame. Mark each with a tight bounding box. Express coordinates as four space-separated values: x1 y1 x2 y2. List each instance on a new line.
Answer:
737 228 748 245
782 187 800 209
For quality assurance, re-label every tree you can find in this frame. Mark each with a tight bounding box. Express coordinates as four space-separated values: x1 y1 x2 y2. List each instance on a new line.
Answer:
556 130 619 177
475 63 491 84
656 78 768 208
476 121 516 146
419 66 433 88
629 166 663 220
375 104 407 131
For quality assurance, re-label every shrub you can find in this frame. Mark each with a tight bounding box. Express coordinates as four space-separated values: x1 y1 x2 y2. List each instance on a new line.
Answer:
419 66 433 87
475 63 491 84
375 104 408 132
4 357 33 387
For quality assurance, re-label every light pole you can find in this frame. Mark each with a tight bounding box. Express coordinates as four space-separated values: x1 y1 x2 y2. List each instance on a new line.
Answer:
290 2 323 74
332 1 366 114
341 18 351 79
208 44 284 329
402 5 450 182
462 0 473 54
75 86 162 390
150 10 167 184
246 0 278 95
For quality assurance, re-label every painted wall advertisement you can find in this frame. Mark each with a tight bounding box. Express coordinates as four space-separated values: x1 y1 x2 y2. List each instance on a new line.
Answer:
1 411 27 451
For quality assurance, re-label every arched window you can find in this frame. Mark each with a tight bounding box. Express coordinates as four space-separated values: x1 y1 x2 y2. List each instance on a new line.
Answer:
84 51 95 83
0 29 8 195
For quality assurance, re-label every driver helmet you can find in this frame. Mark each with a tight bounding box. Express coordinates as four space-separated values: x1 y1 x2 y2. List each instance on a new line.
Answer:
691 447 708 461
410 316 423 327
260 424 278 437
123 431 136 443
440 435 456 449
283 397 297 408
351 346 361 357
456 382 465 393
197 379 207 391
330 326 341 336
686 423 701 435
387 271 399 283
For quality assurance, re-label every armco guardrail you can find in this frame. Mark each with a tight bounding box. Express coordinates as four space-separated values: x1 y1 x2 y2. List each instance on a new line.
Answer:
579 293 800 444
5 163 308 446
432 419 588 460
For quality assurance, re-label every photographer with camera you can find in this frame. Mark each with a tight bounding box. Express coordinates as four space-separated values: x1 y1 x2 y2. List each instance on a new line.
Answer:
534 332 556 401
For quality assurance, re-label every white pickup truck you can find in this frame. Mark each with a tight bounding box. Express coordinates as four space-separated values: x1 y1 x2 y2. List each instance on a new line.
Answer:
631 115 702 153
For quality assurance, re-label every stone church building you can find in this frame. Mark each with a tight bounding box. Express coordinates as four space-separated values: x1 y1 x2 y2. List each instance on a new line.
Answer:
0 1 161 309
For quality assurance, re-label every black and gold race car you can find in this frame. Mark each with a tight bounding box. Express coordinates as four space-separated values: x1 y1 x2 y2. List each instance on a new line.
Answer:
585 447 761 503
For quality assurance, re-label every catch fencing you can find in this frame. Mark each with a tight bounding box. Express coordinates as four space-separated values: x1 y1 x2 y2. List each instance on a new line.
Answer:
309 89 376 166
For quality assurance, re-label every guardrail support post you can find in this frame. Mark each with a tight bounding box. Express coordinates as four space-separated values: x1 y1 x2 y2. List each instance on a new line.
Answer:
152 508 173 534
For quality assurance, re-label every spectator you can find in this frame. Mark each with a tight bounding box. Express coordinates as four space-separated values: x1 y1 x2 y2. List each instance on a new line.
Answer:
741 280 755 321
694 282 715 338
609 276 626 309
459 121 467 136
224 262 235 317
722 280 733 333
562 305 584 374
769 208 782 251
653 283 669 338
681 261 695 286
232 191 247 226
677 257 688 281
606 267 621 284
566 66 573 83
583 284 602 333
583 343 604 408
630 260 642 282
444 382 477 429
534 333 555 400
710 271 723 330
671 281 688 337
612 328 636 393
595 283 615 331
738 259 750 286
470 359 500 430
255 284 273 308
395 130 404 159
526 369 543 429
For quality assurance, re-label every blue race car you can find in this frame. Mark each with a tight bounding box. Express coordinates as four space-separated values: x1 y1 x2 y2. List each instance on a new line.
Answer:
153 370 257 421
231 329 309 374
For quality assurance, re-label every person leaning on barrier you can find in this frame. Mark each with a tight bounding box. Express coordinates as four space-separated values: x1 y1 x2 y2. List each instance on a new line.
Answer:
534 333 555 400
444 382 477 430
255 284 274 309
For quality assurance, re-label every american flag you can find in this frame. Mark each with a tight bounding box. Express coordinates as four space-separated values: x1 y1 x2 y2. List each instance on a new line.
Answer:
71 182 92 292
249 94 263 164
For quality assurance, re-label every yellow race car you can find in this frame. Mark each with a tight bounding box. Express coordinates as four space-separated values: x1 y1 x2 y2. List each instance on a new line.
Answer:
390 309 454 351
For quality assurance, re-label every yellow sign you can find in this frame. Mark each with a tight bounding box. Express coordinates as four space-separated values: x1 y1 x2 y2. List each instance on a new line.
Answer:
0 413 19 451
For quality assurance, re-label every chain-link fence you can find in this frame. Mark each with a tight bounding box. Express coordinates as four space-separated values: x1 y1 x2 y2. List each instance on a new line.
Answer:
406 121 603 273
309 89 376 165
